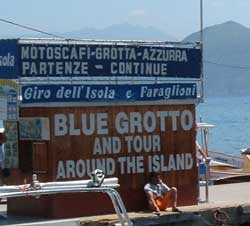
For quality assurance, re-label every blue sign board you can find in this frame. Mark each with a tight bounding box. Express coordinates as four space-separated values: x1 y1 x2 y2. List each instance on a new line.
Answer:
21 83 197 104
19 44 201 78
0 40 18 79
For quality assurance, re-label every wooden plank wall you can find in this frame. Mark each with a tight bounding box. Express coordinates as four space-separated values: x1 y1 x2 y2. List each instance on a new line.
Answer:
11 104 197 217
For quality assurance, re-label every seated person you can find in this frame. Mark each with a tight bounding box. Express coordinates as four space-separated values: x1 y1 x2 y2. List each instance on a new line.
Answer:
144 172 182 214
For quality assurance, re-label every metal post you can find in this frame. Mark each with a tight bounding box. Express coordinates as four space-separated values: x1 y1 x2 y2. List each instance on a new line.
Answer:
204 128 210 202
106 191 126 226
112 189 132 225
200 0 204 103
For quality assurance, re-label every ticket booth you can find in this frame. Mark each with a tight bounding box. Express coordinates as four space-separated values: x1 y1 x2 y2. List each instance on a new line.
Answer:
0 39 202 218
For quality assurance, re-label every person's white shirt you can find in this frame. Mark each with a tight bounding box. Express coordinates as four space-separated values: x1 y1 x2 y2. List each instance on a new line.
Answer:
144 182 170 197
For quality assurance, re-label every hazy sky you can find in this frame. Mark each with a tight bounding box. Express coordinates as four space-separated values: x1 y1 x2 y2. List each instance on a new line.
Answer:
1 0 250 39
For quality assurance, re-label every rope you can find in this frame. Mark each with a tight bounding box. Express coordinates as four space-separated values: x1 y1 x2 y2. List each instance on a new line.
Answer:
213 208 230 226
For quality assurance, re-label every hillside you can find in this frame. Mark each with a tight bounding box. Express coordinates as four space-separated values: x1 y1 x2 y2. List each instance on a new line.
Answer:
184 21 250 96
1 23 176 41
62 23 176 41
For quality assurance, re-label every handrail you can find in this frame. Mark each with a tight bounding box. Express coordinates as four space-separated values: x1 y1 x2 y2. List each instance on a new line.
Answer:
0 171 133 226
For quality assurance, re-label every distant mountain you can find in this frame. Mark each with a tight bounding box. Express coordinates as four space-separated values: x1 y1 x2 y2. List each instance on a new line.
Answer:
61 23 177 41
184 21 250 96
0 23 177 41
2 21 250 97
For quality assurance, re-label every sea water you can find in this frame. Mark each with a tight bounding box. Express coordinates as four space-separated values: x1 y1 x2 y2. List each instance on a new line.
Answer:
197 96 250 156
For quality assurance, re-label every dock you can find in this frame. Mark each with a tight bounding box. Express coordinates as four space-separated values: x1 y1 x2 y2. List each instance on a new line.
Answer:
0 182 249 226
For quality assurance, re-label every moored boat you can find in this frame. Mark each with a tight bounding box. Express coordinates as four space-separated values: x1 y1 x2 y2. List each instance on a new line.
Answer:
197 122 250 184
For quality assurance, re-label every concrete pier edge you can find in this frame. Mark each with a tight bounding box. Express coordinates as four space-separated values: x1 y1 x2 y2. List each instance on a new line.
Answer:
78 203 250 226
1 182 250 226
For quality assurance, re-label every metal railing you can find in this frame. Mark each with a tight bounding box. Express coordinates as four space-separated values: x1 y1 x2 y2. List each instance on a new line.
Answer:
0 171 133 226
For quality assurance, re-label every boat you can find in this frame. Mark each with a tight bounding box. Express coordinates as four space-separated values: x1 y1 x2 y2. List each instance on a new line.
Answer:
208 149 243 168
197 122 250 184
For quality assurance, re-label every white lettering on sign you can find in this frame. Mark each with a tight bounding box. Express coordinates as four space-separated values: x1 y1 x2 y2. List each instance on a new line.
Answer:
21 46 188 62
85 86 115 99
92 135 160 156
23 85 117 101
23 86 52 100
54 110 193 136
54 114 68 136
93 136 121 155
148 153 193 173
168 111 179 131
56 153 194 179
54 109 195 179
110 62 167 76
181 110 193 131
118 156 144 174
21 45 193 77
125 135 160 153
95 47 137 60
22 61 89 76
142 49 187 62
56 158 115 179
69 114 80 136
0 53 15 67
56 86 83 99
54 113 108 136
21 46 91 60
114 111 193 134
140 84 196 99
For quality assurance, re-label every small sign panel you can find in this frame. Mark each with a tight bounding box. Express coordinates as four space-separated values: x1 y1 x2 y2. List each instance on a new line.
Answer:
21 83 197 105
19 117 50 140
4 121 19 168
0 95 7 120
